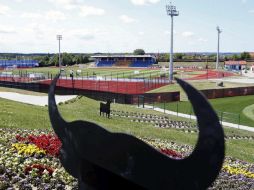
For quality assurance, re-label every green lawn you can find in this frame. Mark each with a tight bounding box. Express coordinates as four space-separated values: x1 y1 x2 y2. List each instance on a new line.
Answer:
155 95 254 127
159 62 225 69
1 96 254 162
1 63 234 80
8 66 165 80
0 87 47 96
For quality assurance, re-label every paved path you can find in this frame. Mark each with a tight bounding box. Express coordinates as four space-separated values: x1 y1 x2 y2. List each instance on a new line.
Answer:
142 105 254 132
212 77 254 84
0 92 76 107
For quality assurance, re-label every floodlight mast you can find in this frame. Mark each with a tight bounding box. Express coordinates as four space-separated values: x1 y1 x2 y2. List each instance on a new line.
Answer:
216 27 222 70
166 2 179 83
57 35 62 72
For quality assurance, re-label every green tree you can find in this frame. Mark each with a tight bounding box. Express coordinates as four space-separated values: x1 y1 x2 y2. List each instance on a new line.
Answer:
224 56 229 61
240 52 251 60
72 54 90 65
133 49 145 55
174 53 184 60
232 54 240 61
49 54 58 66
61 53 73 65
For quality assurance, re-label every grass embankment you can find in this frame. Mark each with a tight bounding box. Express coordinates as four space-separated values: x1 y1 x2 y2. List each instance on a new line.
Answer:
0 87 47 96
155 95 254 127
243 104 254 120
148 80 254 100
0 96 254 162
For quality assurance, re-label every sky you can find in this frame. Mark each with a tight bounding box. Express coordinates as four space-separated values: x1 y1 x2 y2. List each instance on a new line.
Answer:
0 0 253 53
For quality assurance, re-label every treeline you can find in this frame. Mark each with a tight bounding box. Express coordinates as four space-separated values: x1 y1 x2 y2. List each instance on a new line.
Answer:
156 52 252 62
34 53 90 67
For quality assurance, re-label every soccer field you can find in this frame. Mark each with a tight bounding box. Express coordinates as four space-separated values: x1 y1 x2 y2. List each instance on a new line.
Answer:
1 64 238 81
9 66 166 79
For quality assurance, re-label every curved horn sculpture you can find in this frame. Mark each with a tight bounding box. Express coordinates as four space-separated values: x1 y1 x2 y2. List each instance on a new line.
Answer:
49 75 225 190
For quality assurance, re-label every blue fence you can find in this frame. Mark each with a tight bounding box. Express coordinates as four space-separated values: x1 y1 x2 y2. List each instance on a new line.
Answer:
130 60 154 67
96 60 116 67
0 60 39 68
96 59 156 68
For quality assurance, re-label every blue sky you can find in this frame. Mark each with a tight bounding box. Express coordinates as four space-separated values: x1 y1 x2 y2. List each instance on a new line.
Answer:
0 0 253 53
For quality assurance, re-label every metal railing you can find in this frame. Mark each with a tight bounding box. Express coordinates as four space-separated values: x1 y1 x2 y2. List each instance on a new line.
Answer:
137 96 241 127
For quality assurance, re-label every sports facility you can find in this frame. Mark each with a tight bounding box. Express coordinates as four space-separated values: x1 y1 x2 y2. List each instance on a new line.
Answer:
0 60 39 69
0 64 239 95
92 55 157 67
1 0 254 189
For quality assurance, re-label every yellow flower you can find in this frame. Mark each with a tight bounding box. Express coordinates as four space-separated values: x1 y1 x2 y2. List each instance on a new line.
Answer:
11 143 46 156
223 165 254 179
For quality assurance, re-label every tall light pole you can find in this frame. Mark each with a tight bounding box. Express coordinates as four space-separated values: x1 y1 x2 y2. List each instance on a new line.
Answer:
57 35 62 72
166 2 179 83
216 26 222 70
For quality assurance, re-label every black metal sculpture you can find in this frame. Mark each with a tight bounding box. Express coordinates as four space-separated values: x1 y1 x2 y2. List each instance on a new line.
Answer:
48 75 225 190
100 100 111 118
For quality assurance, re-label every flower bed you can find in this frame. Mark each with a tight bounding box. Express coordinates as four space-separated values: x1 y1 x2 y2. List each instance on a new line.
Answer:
16 134 61 157
0 128 254 189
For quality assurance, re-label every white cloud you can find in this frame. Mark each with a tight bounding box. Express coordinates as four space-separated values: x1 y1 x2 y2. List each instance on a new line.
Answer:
0 25 15 34
0 4 10 15
130 0 160 6
48 0 82 10
182 31 194 38
21 11 67 22
70 29 94 39
138 31 144 35
48 0 106 17
21 23 55 40
164 30 177 35
65 28 107 41
79 5 105 17
119 15 137 23
46 11 66 21
164 30 170 35
198 38 208 43
21 13 42 19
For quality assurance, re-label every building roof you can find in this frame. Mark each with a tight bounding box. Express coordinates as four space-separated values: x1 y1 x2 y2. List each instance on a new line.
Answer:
91 55 155 58
225 61 247 65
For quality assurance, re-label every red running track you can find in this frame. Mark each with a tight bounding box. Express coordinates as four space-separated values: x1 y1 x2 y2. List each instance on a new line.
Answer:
40 79 167 94
187 70 236 80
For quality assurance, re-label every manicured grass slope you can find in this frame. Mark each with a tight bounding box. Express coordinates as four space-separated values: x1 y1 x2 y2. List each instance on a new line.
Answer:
0 96 254 162
0 98 50 129
243 104 254 120
0 87 47 96
156 95 254 127
149 80 254 94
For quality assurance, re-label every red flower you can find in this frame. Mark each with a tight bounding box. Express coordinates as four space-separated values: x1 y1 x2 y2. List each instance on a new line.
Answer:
160 148 182 158
16 134 62 157
24 164 54 176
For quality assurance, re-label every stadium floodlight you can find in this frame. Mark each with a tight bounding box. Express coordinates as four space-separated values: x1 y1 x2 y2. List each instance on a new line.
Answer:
216 26 222 70
57 35 63 72
166 2 179 83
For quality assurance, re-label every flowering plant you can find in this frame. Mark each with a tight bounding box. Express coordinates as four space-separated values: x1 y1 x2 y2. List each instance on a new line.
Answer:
160 148 182 158
24 164 54 176
11 143 46 156
16 134 61 157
